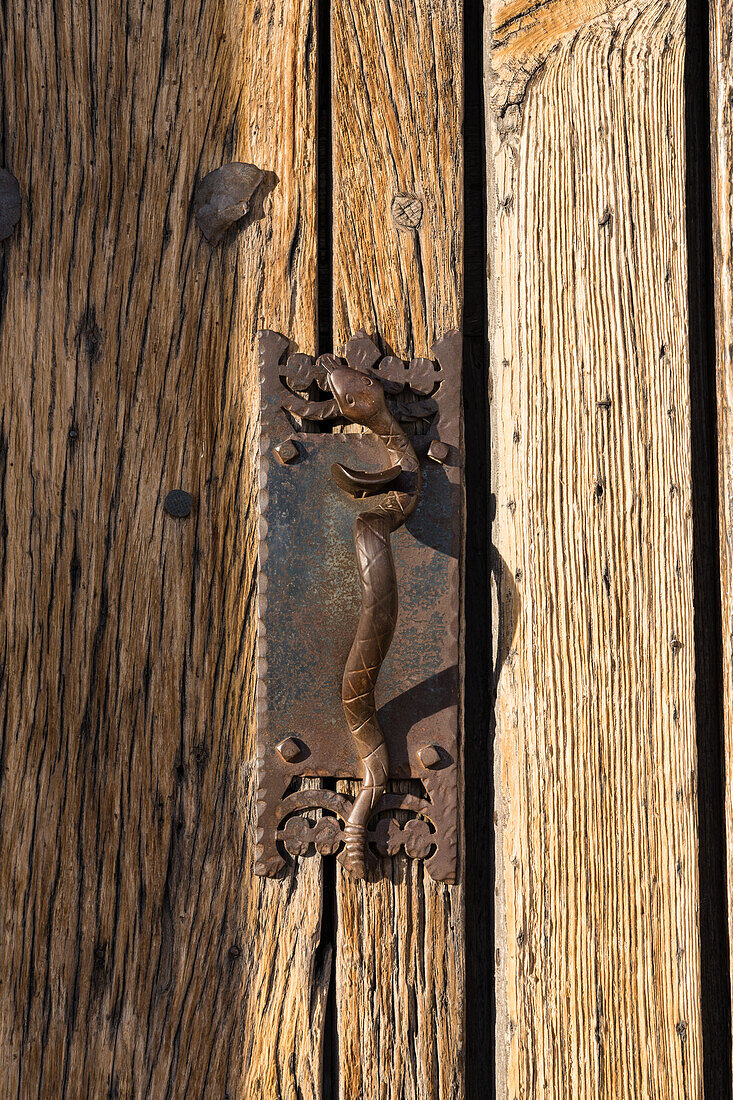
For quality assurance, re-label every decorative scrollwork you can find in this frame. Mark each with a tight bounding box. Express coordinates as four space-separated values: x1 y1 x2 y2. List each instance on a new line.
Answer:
268 331 445 438
280 814 347 858
371 816 435 859
314 816 343 855
282 815 312 857
275 787 439 869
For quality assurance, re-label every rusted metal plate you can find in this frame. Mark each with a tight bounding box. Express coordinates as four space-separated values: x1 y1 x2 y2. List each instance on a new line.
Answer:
256 329 462 882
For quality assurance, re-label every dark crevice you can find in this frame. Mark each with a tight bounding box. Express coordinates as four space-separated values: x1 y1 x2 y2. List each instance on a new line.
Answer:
318 785 337 1100
463 1 493 1098
686 1 733 1094
317 0 333 356
317 1 337 1097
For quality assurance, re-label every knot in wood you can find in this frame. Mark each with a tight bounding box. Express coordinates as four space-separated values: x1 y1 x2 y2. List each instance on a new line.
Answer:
391 193 423 231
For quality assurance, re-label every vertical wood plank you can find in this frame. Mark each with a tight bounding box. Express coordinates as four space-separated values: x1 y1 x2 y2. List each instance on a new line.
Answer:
330 3 464 1098
710 0 733 1076
332 1 462 359
488 2 704 1096
0 2 325 1097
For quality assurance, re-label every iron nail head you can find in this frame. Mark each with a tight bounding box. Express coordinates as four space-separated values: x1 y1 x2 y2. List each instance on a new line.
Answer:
391 192 423 231
164 490 193 518
274 438 299 465
427 440 451 465
277 737 302 764
418 744 442 769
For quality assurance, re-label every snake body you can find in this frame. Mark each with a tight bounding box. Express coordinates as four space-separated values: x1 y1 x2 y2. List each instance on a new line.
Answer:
323 357 421 877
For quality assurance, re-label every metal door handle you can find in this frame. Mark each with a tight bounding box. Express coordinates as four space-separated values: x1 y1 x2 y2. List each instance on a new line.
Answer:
322 358 421 877
256 328 461 884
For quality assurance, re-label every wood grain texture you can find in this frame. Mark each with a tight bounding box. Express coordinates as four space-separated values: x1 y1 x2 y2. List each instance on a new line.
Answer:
0 2 326 1097
332 0 463 360
490 0 624 112
331 2 465 1097
488 1 704 1096
711 0 733 1067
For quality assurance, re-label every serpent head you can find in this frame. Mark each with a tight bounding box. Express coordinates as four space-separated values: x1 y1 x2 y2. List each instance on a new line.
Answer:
321 356 387 426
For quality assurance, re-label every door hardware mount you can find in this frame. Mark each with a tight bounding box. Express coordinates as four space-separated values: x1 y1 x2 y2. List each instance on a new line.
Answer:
255 327 463 883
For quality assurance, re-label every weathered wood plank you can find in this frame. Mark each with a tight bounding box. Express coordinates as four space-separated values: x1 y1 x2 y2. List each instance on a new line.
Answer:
710 0 733 1076
0 2 325 1097
331 2 464 1097
488 1 704 1096
332 0 463 359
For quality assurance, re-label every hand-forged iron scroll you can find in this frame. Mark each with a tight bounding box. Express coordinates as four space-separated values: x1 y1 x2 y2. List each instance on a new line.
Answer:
256 329 462 882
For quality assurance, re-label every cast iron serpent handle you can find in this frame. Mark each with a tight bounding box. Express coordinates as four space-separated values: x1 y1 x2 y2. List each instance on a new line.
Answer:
321 356 421 878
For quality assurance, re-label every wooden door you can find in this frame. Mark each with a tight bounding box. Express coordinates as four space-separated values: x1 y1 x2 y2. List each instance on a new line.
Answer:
1 0 731 1097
